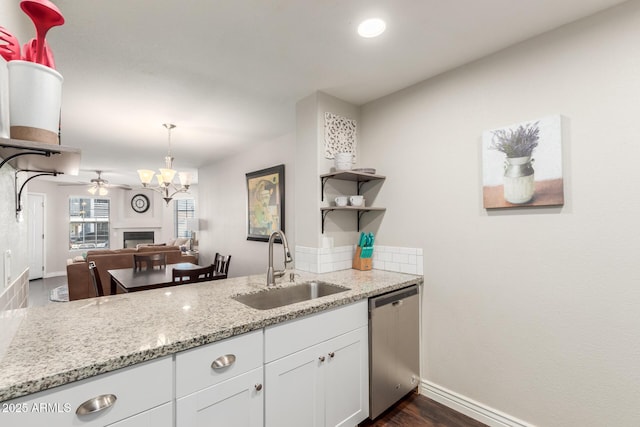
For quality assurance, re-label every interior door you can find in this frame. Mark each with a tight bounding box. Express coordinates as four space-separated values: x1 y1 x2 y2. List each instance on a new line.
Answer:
27 193 45 280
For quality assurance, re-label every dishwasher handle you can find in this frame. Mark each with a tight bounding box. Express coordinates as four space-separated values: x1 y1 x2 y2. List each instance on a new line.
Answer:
369 285 418 309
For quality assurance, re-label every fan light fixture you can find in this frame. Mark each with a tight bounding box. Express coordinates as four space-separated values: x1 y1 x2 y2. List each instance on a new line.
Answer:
88 185 108 196
137 123 192 205
357 18 386 38
88 171 109 196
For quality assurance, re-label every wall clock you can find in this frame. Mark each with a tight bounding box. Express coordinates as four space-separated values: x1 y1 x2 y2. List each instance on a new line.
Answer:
131 194 150 213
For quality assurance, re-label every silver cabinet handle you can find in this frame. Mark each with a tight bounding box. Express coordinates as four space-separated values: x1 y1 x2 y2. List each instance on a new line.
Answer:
328 352 335 358
76 394 117 415
211 354 236 370
255 383 263 391
318 356 325 362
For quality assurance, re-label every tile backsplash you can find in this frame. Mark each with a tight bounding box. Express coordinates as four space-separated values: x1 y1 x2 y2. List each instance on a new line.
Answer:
295 245 423 275
372 245 424 275
0 269 29 311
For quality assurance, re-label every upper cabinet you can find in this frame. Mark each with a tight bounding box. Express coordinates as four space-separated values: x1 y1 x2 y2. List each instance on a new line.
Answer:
319 170 386 233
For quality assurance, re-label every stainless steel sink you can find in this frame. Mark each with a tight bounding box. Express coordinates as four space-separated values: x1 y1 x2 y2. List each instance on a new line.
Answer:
233 281 349 310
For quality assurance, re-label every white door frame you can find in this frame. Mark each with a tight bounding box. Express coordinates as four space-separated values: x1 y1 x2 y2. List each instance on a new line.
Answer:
27 192 46 280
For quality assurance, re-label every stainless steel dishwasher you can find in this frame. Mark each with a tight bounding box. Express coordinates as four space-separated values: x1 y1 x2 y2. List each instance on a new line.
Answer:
369 284 420 419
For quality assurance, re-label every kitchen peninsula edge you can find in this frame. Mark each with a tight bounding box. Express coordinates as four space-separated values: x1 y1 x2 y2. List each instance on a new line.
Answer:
0 269 423 402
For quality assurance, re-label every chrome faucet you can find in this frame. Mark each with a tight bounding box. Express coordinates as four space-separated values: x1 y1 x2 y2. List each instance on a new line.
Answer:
267 230 293 286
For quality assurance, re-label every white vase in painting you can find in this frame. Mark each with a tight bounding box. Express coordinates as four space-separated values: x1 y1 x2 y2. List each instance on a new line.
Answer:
503 156 534 204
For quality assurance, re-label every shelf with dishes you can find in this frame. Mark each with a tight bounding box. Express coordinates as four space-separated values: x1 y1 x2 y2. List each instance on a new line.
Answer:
319 169 386 233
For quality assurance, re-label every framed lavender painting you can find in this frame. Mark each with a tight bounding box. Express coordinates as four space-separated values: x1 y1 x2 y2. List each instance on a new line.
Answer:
482 115 564 209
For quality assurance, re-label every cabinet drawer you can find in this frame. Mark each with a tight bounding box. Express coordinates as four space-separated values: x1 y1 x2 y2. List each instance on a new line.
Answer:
108 401 173 427
265 300 367 362
0 356 172 427
175 329 263 398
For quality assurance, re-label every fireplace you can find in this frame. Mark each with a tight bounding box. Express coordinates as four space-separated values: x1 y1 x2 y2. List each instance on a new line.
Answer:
123 231 154 248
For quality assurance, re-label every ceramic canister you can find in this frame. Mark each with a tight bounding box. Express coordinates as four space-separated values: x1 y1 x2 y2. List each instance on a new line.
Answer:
8 60 63 144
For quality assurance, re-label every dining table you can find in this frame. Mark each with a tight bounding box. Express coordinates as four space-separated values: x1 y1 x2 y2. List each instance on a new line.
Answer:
108 262 227 294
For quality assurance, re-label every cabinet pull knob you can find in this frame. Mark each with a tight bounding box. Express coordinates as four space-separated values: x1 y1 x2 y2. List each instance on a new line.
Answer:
319 356 325 362
76 394 117 415
211 354 236 369
328 352 335 358
255 383 263 391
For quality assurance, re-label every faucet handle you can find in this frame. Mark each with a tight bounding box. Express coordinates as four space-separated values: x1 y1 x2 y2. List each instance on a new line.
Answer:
289 273 301 282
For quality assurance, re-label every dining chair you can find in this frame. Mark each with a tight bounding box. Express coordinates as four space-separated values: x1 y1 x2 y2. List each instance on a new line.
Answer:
213 253 232 276
172 264 216 284
88 261 104 297
134 253 167 271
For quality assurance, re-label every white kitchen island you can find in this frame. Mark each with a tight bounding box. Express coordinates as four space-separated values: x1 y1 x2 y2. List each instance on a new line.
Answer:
0 269 422 426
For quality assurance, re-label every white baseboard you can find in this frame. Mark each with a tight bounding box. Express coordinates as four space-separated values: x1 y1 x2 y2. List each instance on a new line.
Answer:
44 271 66 279
420 379 535 427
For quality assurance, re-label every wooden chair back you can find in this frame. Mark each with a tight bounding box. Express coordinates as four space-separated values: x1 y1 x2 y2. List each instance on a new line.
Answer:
213 252 232 276
172 264 216 284
134 253 167 271
88 261 104 297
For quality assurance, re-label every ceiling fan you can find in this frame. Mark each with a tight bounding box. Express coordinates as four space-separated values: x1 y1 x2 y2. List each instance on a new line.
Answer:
62 170 132 195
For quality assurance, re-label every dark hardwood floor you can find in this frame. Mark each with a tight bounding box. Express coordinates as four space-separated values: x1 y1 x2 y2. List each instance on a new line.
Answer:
359 392 488 427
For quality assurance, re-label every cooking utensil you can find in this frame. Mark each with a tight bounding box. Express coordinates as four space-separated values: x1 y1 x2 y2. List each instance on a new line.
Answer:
361 233 375 258
0 26 21 61
23 38 55 68
20 0 64 65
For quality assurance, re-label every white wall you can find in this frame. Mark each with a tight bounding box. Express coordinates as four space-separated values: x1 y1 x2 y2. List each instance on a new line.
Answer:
360 2 640 426
295 91 362 249
0 2 33 302
198 133 295 278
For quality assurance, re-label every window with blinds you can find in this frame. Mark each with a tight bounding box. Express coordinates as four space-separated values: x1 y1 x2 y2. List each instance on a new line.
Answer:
175 199 195 238
69 197 110 250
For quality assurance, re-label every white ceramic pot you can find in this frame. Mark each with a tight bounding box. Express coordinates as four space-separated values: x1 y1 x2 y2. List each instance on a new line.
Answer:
334 152 354 170
8 60 63 144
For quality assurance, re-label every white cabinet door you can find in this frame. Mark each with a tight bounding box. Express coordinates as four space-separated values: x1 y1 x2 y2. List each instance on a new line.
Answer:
265 326 369 427
107 402 173 427
177 367 263 427
265 342 324 427
324 326 369 427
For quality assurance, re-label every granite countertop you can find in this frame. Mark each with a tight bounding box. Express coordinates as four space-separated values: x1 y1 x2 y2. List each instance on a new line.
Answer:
0 269 422 402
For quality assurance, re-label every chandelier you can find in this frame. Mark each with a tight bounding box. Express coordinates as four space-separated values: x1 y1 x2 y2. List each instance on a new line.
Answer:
137 123 192 205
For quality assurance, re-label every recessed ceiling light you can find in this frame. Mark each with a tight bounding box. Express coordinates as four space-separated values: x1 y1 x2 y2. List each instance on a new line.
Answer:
358 18 386 38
